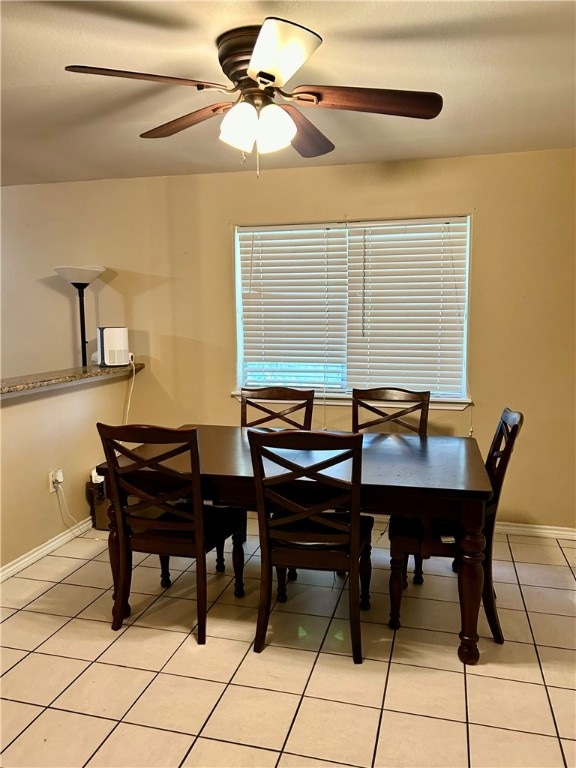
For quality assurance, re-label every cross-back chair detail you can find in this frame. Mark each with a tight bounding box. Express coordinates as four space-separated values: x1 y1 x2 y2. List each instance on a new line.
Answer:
240 386 315 583
352 386 431 583
387 408 524 645
97 423 246 639
248 428 373 664
352 387 430 435
240 387 314 429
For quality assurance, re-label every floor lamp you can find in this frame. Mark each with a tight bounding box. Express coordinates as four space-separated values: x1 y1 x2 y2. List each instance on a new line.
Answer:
54 265 105 367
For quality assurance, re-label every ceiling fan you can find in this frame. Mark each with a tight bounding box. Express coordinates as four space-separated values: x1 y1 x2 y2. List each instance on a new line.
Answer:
66 17 443 158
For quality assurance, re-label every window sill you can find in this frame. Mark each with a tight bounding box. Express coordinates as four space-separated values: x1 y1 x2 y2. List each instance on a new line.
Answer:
231 391 472 411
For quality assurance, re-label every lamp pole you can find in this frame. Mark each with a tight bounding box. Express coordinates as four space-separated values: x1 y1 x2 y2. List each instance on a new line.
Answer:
71 281 89 367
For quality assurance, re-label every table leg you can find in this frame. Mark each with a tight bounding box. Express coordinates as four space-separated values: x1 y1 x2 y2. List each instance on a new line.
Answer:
457 506 485 665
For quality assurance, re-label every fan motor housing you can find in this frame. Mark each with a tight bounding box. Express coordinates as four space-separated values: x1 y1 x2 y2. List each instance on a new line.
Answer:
217 26 261 85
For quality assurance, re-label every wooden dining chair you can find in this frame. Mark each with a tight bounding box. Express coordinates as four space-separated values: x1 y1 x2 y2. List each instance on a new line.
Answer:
387 407 524 644
97 423 246 639
240 386 314 429
248 428 374 664
240 386 315 581
352 386 430 435
352 386 431 582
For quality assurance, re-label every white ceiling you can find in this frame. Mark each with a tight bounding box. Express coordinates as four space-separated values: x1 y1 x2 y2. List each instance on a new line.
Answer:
1 0 575 186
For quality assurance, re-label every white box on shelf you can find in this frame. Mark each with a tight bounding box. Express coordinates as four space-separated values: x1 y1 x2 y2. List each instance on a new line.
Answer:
97 327 130 367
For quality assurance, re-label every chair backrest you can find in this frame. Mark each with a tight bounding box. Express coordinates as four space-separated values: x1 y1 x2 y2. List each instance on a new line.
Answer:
96 423 203 540
485 408 524 511
352 387 430 435
240 386 314 429
248 429 363 550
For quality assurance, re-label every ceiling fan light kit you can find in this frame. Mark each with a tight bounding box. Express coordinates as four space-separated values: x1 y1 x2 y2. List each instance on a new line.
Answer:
220 100 297 154
65 16 443 165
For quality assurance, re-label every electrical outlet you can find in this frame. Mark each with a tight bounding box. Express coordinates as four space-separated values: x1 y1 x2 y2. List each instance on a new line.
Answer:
48 468 63 493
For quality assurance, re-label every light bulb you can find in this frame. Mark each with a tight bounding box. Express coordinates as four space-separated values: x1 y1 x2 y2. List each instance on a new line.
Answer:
256 104 297 153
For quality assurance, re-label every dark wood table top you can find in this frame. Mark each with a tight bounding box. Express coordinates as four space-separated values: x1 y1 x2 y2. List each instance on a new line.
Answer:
190 424 493 501
183 425 492 512
98 424 492 507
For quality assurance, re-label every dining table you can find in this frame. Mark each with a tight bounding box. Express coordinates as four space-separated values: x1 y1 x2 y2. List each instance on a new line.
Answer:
98 423 494 665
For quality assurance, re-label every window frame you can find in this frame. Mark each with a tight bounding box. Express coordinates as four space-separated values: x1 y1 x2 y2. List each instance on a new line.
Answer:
235 216 471 405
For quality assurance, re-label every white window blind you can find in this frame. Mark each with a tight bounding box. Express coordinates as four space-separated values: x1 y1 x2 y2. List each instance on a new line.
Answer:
236 216 470 401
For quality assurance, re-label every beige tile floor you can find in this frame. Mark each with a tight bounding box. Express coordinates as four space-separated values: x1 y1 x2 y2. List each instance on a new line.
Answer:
1 516 575 768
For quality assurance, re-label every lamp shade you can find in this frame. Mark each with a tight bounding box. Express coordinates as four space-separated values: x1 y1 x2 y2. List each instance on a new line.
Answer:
55 265 105 286
219 102 258 152
256 104 297 153
248 17 322 88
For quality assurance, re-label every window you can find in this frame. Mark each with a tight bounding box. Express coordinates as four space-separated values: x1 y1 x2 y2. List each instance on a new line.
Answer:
235 216 470 402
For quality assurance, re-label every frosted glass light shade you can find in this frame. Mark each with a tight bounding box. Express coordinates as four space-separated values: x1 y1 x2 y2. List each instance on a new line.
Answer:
54 265 105 286
248 17 322 88
256 104 297 153
219 102 258 152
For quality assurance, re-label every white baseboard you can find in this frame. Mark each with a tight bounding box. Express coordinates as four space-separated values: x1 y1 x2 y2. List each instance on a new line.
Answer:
0 517 93 582
495 521 576 540
1 518 574 583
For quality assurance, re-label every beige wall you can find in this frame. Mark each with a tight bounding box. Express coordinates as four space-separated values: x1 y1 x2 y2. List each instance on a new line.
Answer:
1 149 574 565
1 380 137 565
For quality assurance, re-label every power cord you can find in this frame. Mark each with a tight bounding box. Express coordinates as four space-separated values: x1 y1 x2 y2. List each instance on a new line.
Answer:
468 401 475 436
123 353 136 425
53 478 84 538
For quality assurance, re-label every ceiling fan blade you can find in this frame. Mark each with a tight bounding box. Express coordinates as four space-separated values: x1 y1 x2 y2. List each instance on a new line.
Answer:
141 102 233 138
65 65 230 92
247 17 322 88
290 84 443 119
281 105 334 157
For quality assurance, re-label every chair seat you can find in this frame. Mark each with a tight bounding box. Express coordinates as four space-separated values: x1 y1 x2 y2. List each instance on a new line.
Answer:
204 505 247 551
271 512 374 551
129 503 246 553
388 514 458 542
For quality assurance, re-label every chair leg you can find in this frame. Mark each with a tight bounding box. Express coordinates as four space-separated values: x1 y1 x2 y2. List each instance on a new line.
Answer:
215 539 226 573
412 554 424 585
195 557 207 645
287 568 298 581
232 531 245 598
481 554 504 644
388 552 405 630
159 555 171 587
276 567 288 602
112 542 132 630
359 544 372 610
348 565 363 664
254 563 273 652
401 554 409 589
107 507 119 601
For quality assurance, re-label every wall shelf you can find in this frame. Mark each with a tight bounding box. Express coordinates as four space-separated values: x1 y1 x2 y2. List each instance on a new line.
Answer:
1 363 144 400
